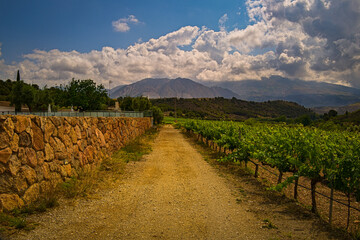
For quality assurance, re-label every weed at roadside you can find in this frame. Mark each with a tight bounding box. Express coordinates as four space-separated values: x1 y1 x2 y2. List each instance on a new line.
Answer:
262 219 278 229
0 190 60 234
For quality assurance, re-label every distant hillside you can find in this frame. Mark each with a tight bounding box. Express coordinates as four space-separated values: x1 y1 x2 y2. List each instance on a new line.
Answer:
336 109 360 125
110 78 240 99
312 102 360 115
213 76 360 108
151 98 314 120
108 85 125 98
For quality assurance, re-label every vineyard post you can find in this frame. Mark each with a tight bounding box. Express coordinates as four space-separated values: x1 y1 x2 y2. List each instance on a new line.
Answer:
347 192 351 230
255 163 259 178
310 179 318 213
294 175 299 200
329 186 334 224
277 171 283 185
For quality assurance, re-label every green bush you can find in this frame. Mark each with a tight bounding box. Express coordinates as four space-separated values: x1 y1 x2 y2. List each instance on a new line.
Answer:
151 106 164 125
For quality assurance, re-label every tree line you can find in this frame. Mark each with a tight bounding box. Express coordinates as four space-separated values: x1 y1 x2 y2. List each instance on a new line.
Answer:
1 71 109 112
0 71 163 124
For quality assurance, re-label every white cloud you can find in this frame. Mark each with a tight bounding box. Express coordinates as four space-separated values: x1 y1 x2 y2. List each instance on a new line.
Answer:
219 14 228 31
112 15 140 32
127 15 139 24
112 22 130 32
0 1 359 88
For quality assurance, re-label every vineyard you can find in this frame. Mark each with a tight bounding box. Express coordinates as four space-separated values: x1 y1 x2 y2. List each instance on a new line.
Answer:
176 119 360 233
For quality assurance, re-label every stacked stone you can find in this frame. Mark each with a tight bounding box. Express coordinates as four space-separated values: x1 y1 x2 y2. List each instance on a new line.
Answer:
0 115 151 212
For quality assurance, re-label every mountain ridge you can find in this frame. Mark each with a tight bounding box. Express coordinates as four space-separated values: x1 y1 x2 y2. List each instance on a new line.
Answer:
110 77 240 99
212 76 360 107
110 76 360 108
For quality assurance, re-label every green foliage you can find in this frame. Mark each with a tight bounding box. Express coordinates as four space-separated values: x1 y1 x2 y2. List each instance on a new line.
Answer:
21 84 35 111
9 75 37 112
178 119 360 201
31 87 53 111
0 212 27 230
66 79 108 111
10 70 24 111
118 96 133 110
151 106 164 125
59 172 94 199
118 96 152 111
5 73 111 111
0 79 14 99
262 219 278 229
294 114 312 126
12 194 59 216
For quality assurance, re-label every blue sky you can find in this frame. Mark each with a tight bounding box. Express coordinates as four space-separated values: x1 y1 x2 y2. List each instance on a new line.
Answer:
0 0 359 88
0 0 247 62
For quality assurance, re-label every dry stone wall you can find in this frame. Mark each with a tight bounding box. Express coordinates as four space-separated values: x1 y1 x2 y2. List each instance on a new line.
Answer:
0 115 151 212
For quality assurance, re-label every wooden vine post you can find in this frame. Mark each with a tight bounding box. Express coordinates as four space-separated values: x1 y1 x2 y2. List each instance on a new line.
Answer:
329 186 334 224
294 175 299 200
347 192 351 230
277 171 283 185
310 179 318 213
254 163 259 178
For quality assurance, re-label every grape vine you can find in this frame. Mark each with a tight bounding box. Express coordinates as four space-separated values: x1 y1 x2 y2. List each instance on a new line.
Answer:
178 119 360 213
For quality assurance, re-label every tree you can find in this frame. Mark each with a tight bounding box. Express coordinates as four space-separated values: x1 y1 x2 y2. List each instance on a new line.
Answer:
132 97 151 111
66 79 108 111
21 84 35 111
151 106 163 125
295 114 312 126
119 96 133 111
48 86 67 107
118 96 152 111
10 70 24 112
328 109 338 118
31 87 53 111
0 79 14 100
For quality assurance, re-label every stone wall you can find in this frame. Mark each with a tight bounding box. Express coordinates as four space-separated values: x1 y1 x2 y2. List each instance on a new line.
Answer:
0 115 151 212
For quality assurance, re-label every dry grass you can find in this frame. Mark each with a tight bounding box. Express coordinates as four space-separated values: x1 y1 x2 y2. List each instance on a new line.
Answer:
60 127 159 198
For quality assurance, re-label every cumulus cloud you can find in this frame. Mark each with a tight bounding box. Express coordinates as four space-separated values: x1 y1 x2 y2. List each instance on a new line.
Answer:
112 15 140 32
0 0 359 88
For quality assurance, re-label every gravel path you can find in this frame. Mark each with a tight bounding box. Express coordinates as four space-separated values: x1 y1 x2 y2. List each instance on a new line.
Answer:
8 125 345 239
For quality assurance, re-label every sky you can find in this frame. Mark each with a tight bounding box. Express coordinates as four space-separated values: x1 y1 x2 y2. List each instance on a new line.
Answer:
0 0 359 88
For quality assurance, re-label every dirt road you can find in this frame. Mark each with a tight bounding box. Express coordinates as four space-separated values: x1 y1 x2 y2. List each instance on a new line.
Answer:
10 125 345 239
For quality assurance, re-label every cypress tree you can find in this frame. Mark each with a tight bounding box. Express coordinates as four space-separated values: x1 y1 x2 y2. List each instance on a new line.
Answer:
12 70 23 112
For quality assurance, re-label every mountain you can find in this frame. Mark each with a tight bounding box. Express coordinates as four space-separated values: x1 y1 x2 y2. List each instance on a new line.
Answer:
108 85 125 97
109 78 240 99
213 76 360 108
